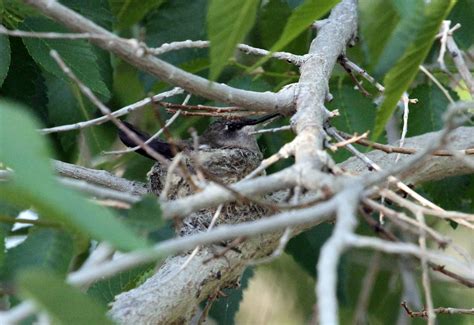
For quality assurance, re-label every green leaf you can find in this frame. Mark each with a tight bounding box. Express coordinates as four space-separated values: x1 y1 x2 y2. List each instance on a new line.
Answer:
286 225 348 303
145 0 207 67
18 270 114 325
64 0 114 30
109 0 165 29
372 0 456 139
359 0 399 66
207 0 260 80
406 83 456 137
447 0 474 49
326 80 378 161
20 17 110 99
121 195 164 236
208 267 254 324
258 0 291 49
421 175 474 228
252 0 339 69
271 0 338 51
0 101 148 251
44 72 116 159
0 38 48 123
328 80 377 134
374 0 425 76
87 264 154 305
0 228 74 281
0 34 10 87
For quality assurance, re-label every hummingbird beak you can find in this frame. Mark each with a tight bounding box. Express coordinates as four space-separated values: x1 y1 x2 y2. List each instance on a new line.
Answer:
246 113 281 127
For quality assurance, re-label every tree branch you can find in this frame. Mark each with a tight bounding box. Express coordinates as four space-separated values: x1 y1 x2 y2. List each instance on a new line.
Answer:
23 0 295 113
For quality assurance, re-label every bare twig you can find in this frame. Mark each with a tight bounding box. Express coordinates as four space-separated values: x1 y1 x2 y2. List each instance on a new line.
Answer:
148 39 304 65
446 33 474 96
248 125 292 135
401 301 474 317
0 24 110 40
419 65 455 104
40 87 183 134
49 50 172 167
415 210 436 325
337 130 474 156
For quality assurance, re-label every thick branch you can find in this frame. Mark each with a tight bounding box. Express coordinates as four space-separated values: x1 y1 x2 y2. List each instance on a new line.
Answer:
340 126 474 184
53 160 147 196
292 0 358 164
23 0 294 112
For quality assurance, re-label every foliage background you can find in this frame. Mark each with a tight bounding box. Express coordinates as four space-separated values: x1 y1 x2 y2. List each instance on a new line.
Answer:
0 0 473 323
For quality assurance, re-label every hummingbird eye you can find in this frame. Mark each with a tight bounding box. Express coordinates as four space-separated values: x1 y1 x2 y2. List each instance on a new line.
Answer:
224 121 241 132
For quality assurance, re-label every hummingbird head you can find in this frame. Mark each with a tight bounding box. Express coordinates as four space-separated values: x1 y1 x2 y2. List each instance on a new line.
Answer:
198 113 280 151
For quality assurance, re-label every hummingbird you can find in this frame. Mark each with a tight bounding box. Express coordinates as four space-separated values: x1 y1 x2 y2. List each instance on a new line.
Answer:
118 113 280 236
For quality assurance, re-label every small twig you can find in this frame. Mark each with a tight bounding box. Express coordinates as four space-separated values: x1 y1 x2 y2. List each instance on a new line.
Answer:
165 109 261 118
0 24 112 40
446 34 474 96
395 93 410 162
364 199 451 248
338 56 418 104
338 56 372 96
360 203 474 288
336 130 474 156
329 131 368 151
245 142 295 179
39 88 183 134
419 65 455 104
401 301 474 317
157 101 242 113
49 50 172 167
338 55 385 93
249 125 292 135
437 20 451 71
353 252 381 325
415 210 436 325
147 40 304 65
250 186 303 265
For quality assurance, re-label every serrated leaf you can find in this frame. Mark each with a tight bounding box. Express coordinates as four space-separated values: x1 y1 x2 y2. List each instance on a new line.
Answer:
372 0 455 139
422 175 474 227
145 0 207 67
447 0 474 49
271 0 338 51
328 80 377 134
0 34 10 87
87 264 153 305
207 0 260 80
359 0 399 66
0 38 48 122
0 101 148 251
19 270 114 325
109 0 164 29
406 83 456 137
0 228 74 281
374 0 424 76
20 17 110 99
64 0 114 30
258 0 291 49
252 0 339 69
326 80 378 161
